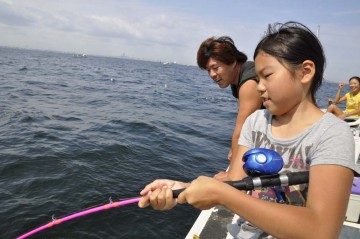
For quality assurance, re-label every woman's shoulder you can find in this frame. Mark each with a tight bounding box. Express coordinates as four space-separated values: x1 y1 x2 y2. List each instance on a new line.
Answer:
239 61 257 86
242 61 254 67
241 61 255 75
351 92 360 99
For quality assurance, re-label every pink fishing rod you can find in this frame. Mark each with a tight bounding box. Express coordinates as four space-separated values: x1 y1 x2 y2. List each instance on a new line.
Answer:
17 197 141 239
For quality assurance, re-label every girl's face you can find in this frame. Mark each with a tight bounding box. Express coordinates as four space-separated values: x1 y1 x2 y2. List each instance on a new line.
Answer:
255 51 304 115
206 57 238 88
349 78 360 94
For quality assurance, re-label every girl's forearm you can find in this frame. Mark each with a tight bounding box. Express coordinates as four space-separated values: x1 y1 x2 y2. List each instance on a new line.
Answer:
219 187 339 239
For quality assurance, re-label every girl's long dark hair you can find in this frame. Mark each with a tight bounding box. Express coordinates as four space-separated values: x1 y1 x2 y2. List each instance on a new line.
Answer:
254 22 326 105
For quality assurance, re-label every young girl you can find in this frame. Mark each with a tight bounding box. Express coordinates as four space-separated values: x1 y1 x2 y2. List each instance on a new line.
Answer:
138 22 360 238
327 76 360 119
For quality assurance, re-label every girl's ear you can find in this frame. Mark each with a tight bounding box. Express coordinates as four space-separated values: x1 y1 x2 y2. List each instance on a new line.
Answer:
301 60 315 84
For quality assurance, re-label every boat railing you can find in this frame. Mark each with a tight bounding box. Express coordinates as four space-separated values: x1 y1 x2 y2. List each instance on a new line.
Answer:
344 117 360 137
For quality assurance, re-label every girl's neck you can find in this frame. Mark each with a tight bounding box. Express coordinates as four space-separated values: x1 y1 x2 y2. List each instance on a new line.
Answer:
271 102 323 139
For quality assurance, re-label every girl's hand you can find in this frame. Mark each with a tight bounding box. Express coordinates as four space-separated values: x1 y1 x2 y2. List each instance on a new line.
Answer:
138 179 187 210
177 176 224 210
339 82 345 89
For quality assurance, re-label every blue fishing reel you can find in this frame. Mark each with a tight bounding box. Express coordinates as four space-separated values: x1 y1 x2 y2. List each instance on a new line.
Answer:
242 148 283 176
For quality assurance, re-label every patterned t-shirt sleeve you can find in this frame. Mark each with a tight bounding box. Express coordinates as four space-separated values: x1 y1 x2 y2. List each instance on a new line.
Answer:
310 115 360 175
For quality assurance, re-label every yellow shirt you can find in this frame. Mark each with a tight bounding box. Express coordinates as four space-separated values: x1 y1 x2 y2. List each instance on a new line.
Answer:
345 92 360 116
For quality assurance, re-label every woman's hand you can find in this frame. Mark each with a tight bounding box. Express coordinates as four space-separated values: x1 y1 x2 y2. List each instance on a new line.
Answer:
338 82 345 89
227 148 232 161
138 179 187 210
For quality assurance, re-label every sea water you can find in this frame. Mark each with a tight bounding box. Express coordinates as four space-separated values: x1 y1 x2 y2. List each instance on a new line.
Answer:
0 46 351 238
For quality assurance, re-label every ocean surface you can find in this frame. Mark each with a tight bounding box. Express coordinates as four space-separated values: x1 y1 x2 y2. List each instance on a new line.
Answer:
0 46 351 239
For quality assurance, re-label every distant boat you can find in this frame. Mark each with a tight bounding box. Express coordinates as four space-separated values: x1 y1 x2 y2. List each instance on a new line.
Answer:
162 61 176 65
73 53 87 58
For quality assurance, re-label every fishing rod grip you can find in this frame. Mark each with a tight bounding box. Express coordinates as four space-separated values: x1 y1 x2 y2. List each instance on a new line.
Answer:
172 188 184 198
286 171 309 185
228 171 309 190
172 181 246 198
172 171 309 198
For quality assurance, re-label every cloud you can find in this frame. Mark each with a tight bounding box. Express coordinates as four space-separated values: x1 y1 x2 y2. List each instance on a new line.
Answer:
0 0 198 49
89 16 142 38
0 1 36 26
0 0 359 77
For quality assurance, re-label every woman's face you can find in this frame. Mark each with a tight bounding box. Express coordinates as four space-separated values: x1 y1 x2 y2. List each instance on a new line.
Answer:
349 78 360 94
206 57 238 88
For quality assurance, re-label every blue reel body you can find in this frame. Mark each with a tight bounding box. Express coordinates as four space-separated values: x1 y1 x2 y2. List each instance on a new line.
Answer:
242 148 283 176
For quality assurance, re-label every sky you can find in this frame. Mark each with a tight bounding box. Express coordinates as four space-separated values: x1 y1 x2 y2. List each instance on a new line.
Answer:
0 0 359 82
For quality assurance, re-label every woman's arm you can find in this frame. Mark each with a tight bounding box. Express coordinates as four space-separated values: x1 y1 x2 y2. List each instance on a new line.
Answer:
230 80 262 161
345 102 360 117
345 109 360 117
334 83 347 103
227 145 250 180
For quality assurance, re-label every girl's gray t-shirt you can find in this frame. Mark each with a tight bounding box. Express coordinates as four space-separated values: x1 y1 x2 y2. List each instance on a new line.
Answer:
235 110 360 238
239 110 360 175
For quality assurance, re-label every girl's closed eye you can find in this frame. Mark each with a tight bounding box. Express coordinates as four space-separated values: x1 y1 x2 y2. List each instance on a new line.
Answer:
258 72 272 81
264 73 272 79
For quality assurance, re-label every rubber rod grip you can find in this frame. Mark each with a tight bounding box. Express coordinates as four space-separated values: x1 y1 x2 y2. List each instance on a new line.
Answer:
171 171 309 198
